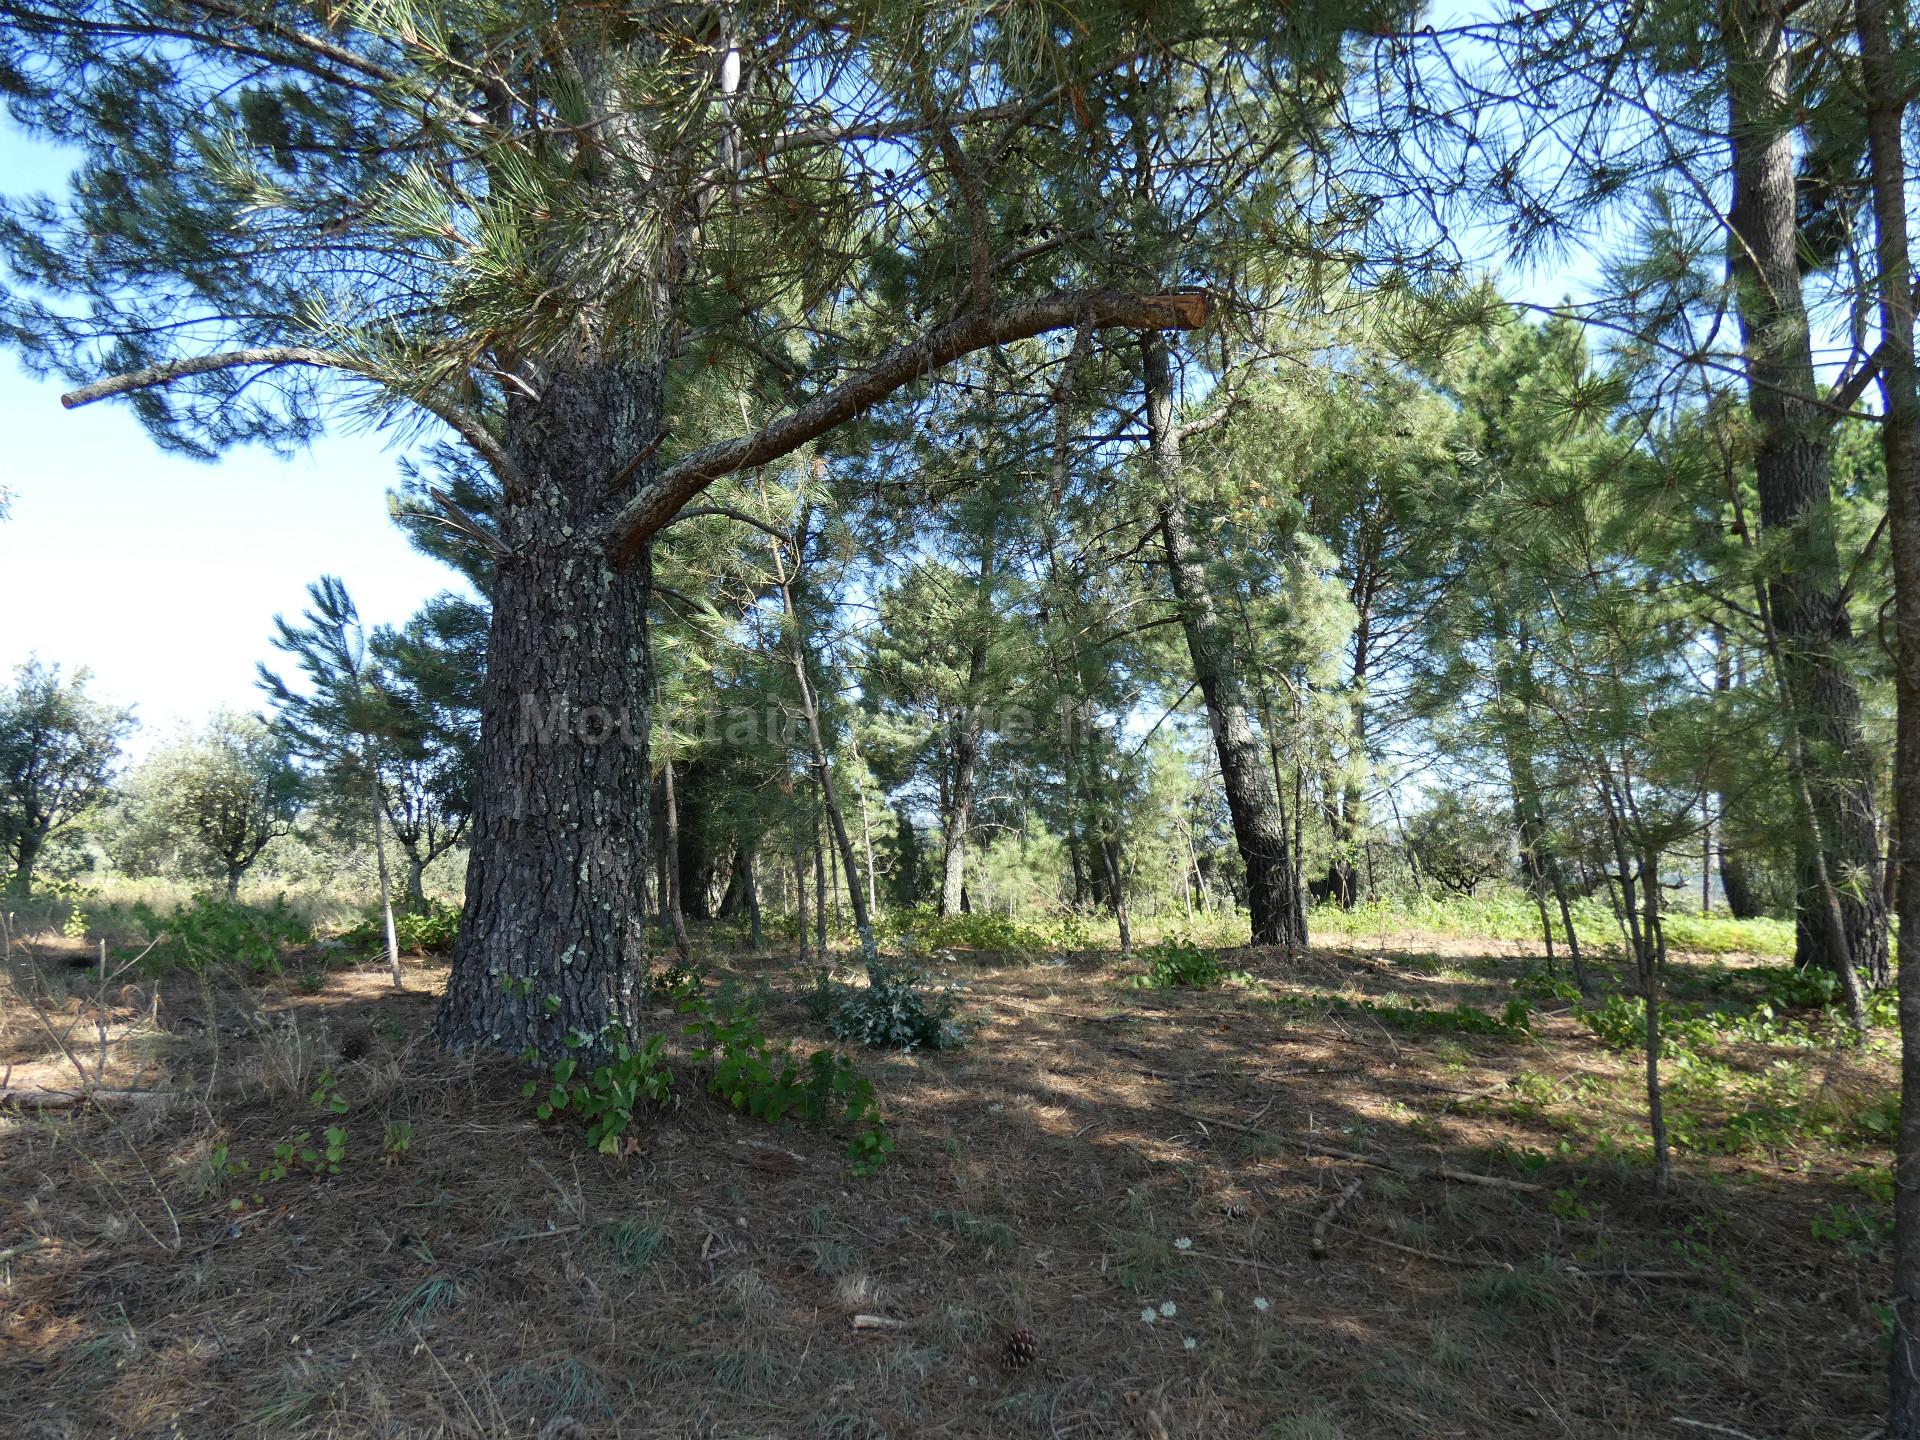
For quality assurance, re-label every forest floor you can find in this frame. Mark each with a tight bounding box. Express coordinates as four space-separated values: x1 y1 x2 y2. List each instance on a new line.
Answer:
0 922 1896 1439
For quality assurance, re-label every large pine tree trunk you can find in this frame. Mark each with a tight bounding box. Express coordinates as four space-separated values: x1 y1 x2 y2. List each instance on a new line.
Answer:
1143 333 1305 949
436 360 659 1057
1725 0 1889 986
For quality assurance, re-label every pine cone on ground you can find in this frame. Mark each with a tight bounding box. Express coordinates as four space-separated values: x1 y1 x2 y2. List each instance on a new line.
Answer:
1000 1325 1039 1369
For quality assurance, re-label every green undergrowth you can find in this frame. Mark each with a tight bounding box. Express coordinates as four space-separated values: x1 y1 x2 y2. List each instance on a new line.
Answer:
520 972 891 1173
1259 987 1535 1039
127 893 313 975
340 899 460 956
1310 888 1796 960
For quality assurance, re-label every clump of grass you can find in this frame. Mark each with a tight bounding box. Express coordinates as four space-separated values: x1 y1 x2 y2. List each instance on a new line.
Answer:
1462 1259 1568 1336
804 1237 858 1277
711 1343 782 1396
835 1272 887 1313
381 1274 461 1332
723 1267 782 1324
491 1355 611 1422
1109 1228 1176 1291
603 1217 667 1274
931 1208 1015 1256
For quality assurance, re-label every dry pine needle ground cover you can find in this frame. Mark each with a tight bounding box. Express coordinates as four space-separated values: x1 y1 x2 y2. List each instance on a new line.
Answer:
0 928 1895 1439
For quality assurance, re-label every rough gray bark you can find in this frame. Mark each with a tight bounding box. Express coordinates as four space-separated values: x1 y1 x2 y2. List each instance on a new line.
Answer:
1857 0 1920 1425
1143 333 1306 949
435 359 659 1057
1725 0 1890 985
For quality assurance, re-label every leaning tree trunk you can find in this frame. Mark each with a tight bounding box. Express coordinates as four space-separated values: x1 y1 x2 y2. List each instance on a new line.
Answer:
436 360 658 1058
1143 332 1305 950
1858 0 1920 1425
1726 0 1889 986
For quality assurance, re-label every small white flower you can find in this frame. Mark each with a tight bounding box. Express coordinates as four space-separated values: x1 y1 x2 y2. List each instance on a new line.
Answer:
1253 1296 1270 1313
1174 1237 1193 1251
1140 1307 1157 1324
1159 1300 1177 1318
1183 1336 1197 1351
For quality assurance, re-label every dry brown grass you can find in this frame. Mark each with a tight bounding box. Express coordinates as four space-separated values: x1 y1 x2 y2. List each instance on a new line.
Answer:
0 931 1894 1439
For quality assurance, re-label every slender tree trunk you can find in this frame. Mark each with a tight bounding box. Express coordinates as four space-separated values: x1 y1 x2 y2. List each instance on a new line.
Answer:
1552 863 1589 996
1599 777 1670 1190
1701 808 1713 913
1725 0 1889 986
795 850 810 963
436 360 657 1057
940 513 998 918
743 848 763 953
661 752 692 961
1857 0 1920 1425
860 783 877 920
1143 333 1305 949
1101 832 1132 958
225 867 241 903
368 785 403 990
774 532 879 964
813 808 827 957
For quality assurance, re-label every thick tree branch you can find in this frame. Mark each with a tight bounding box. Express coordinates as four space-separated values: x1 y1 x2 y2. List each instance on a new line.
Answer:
605 289 1211 563
61 347 522 492
661 505 795 545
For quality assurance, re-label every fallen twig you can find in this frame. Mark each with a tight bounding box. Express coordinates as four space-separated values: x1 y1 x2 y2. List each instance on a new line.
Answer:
1310 1177 1365 1258
477 1223 581 1249
1172 1107 1544 1193
0 1086 164 1110
0 1237 48 1264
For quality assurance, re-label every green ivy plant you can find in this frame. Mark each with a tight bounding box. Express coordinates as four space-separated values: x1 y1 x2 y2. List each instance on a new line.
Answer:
521 1028 674 1155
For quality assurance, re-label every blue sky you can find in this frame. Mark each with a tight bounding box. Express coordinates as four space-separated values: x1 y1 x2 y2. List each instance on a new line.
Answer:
0 126 462 755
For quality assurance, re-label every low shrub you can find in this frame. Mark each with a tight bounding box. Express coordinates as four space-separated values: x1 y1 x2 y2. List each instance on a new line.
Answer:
1139 935 1219 989
682 985 893 1173
823 961 966 1053
130 893 312 974
342 898 460 956
888 903 1046 954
